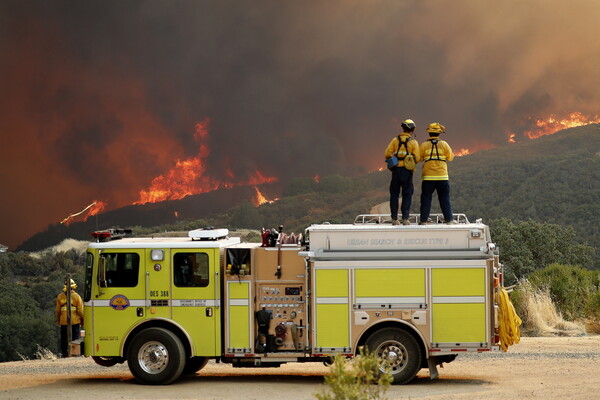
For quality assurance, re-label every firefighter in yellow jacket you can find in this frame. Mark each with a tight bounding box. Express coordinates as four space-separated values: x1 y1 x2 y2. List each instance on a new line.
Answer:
419 123 455 224
384 119 421 225
55 279 84 357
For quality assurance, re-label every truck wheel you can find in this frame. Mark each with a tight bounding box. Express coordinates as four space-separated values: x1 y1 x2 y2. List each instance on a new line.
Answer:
127 327 186 385
365 328 422 385
183 356 209 375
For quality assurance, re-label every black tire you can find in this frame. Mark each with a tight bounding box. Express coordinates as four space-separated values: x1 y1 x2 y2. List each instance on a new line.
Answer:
127 327 186 385
365 328 422 385
183 356 209 375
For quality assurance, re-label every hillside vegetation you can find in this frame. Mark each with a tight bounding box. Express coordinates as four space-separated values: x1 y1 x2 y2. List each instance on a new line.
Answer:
19 124 600 269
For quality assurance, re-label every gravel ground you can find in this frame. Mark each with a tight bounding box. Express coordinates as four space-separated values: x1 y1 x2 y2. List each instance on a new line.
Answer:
1 336 599 399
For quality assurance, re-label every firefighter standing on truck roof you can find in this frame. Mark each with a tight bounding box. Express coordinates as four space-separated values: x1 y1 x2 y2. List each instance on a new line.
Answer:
419 122 455 224
55 279 84 357
384 119 421 225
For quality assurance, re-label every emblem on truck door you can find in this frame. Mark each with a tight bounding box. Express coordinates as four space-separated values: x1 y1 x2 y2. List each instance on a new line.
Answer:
109 294 130 310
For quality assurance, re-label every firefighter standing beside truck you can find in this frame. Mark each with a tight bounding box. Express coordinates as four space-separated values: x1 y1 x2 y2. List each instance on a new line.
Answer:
55 279 84 357
384 119 421 225
419 122 455 224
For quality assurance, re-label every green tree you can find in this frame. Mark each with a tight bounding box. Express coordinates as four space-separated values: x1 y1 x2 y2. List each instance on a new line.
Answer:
490 219 594 284
0 250 87 361
230 201 263 228
0 279 57 361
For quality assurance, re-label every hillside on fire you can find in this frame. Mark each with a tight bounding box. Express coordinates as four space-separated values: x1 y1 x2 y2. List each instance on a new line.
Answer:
17 124 600 268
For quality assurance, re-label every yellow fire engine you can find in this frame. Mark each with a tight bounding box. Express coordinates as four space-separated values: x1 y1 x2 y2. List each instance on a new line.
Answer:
82 213 511 385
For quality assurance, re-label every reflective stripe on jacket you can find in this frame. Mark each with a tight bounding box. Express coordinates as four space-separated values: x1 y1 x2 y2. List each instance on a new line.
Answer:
55 291 84 325
420 137 454 180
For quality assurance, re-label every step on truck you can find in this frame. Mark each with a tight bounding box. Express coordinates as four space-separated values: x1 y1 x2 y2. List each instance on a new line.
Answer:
82 214 507 385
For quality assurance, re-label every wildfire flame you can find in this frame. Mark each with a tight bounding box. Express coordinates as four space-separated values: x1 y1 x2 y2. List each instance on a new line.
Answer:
60 200 106 225
519 112 600 140
135 119 277 205
454 148 471 157
314 175 320 183
253 186 278 206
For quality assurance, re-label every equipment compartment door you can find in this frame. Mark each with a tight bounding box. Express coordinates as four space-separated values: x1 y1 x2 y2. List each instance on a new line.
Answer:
171 249 221 356
226 281 252 352
431 267 487 344
314 268 350 352
354 268 426 308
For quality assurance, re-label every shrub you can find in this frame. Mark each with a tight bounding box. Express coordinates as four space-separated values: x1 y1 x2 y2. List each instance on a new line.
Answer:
527 264 599 320
316 348 392 400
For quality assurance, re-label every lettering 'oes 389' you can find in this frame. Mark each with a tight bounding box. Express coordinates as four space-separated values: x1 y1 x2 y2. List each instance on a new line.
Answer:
109 294 130 310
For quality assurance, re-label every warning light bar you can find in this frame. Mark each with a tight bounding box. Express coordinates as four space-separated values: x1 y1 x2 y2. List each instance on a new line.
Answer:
91 229 133 242
188 227 229 241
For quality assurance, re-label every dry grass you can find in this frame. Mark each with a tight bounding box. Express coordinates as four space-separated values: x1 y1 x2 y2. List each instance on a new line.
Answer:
34 346 58 360
29 239 88 258
517 281 586 337
15 346 57 361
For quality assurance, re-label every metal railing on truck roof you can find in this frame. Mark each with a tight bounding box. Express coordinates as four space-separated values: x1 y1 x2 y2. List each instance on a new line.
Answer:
353 213 469 225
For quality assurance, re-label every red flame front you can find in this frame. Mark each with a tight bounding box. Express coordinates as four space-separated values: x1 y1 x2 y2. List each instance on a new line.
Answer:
510 112 600 141
454 148 471 157
253 186 278 207
135 119 277 205
60 200 106 225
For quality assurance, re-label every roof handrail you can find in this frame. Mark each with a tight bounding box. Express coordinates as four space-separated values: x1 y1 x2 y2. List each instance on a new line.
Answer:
354 213 469 224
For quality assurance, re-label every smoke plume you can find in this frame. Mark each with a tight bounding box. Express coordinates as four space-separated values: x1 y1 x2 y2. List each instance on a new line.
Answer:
1 0 599 248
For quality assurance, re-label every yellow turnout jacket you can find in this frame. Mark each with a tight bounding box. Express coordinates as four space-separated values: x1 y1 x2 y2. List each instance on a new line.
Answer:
55 291 84 325
420 136 454 180
384 133 421 167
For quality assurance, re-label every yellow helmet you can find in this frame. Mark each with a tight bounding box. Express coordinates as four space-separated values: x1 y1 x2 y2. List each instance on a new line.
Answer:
63 279 77 292
401 119 416 132
427 122 445 134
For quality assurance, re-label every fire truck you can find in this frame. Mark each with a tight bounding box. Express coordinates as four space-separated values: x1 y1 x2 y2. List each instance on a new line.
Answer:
82 213 507 385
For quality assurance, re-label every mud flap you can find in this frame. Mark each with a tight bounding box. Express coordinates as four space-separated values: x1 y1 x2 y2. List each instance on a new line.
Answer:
427 357 439 380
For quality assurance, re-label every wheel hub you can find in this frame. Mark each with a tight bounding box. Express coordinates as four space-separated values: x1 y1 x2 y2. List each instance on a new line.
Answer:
378 341 407 371
138 341 169 374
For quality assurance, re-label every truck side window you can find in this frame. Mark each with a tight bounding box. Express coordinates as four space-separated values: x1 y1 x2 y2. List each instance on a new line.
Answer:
174 253 209 287
102 253 140 287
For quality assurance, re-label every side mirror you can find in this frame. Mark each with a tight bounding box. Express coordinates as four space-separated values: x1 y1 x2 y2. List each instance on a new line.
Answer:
98 257 108 288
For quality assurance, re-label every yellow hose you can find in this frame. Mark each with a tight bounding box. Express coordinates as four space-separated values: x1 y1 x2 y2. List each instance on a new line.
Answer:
496 287 522 352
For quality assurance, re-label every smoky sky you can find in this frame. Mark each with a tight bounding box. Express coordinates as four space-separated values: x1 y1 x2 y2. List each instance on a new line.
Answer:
1 0 600 249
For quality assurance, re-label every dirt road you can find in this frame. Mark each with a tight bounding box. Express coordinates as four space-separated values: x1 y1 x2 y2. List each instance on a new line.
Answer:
1 336 599 400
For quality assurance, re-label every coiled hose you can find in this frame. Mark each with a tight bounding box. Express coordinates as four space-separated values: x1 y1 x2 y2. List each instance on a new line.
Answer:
497 287 522 352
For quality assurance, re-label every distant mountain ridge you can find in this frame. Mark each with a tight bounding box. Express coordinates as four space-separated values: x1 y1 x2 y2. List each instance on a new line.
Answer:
18 124 600 268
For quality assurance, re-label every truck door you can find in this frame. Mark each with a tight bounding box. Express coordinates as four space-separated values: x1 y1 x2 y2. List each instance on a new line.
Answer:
92 250 145 357
171 248 221 356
